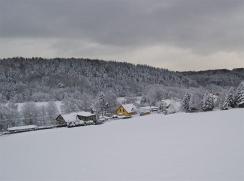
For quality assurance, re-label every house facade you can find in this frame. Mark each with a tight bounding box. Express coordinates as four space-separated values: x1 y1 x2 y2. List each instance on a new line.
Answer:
116 104 137 116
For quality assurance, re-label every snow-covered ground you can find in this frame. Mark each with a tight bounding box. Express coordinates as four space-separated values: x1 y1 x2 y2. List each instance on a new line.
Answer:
0 109 243 181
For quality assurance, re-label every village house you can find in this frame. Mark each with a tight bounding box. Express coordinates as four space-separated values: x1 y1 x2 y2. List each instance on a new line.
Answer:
116 104 137 116
56 111 97 126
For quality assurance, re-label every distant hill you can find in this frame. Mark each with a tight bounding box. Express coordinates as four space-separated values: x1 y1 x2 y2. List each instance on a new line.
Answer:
182 68 244 87
0 57 243 102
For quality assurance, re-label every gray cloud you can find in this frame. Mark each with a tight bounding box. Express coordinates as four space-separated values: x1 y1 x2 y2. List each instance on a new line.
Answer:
0 0 244 70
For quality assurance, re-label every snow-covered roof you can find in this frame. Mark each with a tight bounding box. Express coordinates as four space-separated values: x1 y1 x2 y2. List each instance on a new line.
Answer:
61 112 77 123
140 106 159 110
150 106 159 110
61 111 95 123
161 99 172 106
122 104 136 113
139 106 151 111
77 111 95 117
139 106 159 113
139 108 150 113
7 125 37 131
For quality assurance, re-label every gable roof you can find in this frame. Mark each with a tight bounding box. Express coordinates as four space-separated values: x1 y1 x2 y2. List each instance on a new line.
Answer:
61 112 78 123
121 104 136 113
61 111 95 123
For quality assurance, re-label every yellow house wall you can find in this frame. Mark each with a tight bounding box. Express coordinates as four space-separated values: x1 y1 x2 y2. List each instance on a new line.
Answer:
116 106 132 116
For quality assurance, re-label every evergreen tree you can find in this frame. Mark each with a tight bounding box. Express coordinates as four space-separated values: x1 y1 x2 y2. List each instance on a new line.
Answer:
221 87 235 110
235 81 244 108
201 92 214 111
182 93 191 112
221 99 229 110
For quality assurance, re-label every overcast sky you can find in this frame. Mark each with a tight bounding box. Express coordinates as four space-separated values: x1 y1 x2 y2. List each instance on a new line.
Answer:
0 0 244 71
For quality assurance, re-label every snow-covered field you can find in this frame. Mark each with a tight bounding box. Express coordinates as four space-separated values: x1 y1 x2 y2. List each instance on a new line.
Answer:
0 109 243 181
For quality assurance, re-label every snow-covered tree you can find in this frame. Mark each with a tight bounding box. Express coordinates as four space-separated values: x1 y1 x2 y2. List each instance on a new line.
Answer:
46 101 59 125
39 105 47 126
0 102 22 130
201 92 215 111
221 99 229 110
61 91 93 114
21 102 39 125
0 104 9 131
91 92 107 116
61 96 80 113
146 86 164 106
5 102 20 127
104 90 118 113
159 100 169 114
221 87 235 110
235 81 244 108
0 102 20 131
182 93 191 112
80 93 93 111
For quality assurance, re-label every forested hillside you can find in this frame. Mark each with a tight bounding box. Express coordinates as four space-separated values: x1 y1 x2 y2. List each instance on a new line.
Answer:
0 57 243 103
0 57 197 103
182 69 244 87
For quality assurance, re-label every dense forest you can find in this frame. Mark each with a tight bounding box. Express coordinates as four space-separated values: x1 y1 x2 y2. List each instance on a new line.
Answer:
0 57 196 102
182 68 244 87
1 57 243 103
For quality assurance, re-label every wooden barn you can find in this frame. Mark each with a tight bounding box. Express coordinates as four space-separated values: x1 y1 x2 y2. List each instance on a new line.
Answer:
116 104 137 116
